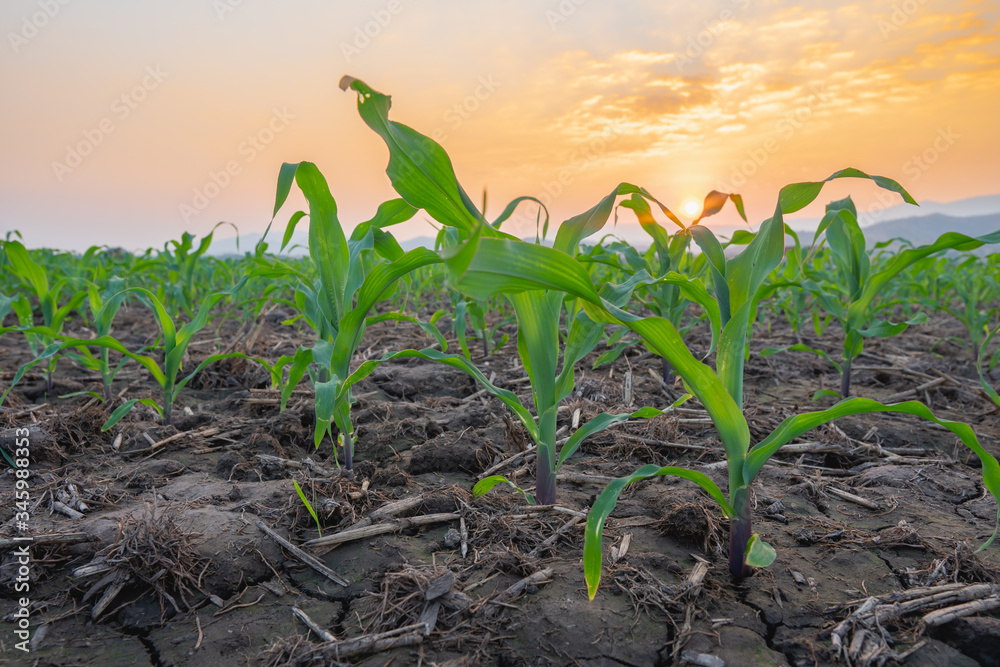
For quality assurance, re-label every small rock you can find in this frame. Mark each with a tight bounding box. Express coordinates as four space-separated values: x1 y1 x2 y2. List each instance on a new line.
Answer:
443 529 461 548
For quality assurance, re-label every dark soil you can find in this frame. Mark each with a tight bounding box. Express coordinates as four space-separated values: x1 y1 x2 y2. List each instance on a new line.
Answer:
1 308 999 666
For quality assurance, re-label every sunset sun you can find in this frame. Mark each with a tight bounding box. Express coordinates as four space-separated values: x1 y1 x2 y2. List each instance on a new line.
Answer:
682 199 701 217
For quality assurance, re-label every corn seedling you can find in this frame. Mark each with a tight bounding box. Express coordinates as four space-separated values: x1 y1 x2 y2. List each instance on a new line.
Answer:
766 198 1000 397
260 161 448 469
293 479 323 537
2 240 86 394
35 287 269 428
58 277 131 401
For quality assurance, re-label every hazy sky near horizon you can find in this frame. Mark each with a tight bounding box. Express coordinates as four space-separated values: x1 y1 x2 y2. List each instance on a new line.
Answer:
2 0 999 251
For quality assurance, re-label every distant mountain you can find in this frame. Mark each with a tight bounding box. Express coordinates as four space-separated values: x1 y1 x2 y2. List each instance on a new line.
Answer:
861 193 1000 223
206 231 306 257
862 212 1000 247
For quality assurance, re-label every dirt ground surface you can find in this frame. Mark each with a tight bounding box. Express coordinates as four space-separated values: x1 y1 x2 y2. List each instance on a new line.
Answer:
1 305 999 667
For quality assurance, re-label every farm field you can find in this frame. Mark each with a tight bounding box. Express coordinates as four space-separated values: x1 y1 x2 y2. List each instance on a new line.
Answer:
2 78 1000 667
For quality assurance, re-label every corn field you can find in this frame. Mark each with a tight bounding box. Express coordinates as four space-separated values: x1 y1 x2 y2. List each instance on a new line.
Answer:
2 78 1000 666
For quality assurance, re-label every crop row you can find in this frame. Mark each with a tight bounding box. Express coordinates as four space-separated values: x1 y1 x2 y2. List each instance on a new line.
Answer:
2 78 999 594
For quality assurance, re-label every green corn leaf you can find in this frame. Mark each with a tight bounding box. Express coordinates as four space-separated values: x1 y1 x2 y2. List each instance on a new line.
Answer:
555 395 691 470
760 343 842 374
858 312 928 338
344 227 376 309
490 196 549 235
777 167 915 215
724 229 756 247
585 464 734 600
509 290 560 413
92 277 128 336
744 534 776 568
271 161 300 220
592 338 638 369
362 198 419 230
314 378 340 447
58 390 106 401
366 311 448 351
293 479 323 538
473 475 535 504
742 397 1000 551
812 389 843 401
295 162 350 328
620 194 670 251
281 211 307 252
350 198 418 261
102 398 162 431
0 340 62 405
341 76 484 233
280 347 313 410
331 246 441 378
50 290 87 333
3 240 50 300
687 226 732 329
553 183 660 255
555 309 605 402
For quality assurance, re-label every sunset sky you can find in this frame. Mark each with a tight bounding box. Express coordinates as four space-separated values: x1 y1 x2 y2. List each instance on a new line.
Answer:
2 0 999 250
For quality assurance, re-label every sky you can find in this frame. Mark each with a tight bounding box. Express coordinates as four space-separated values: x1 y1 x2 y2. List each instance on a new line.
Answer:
1 0 999 251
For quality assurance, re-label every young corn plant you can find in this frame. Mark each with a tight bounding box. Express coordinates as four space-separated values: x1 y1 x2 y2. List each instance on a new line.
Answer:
153 224 236 316
2 240 86 394
44 288 265 428
795 198 1000 396
428 169 1000 588
932 255 999 358
764 197 1000 398
260 162 450 469
62 277 131 401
